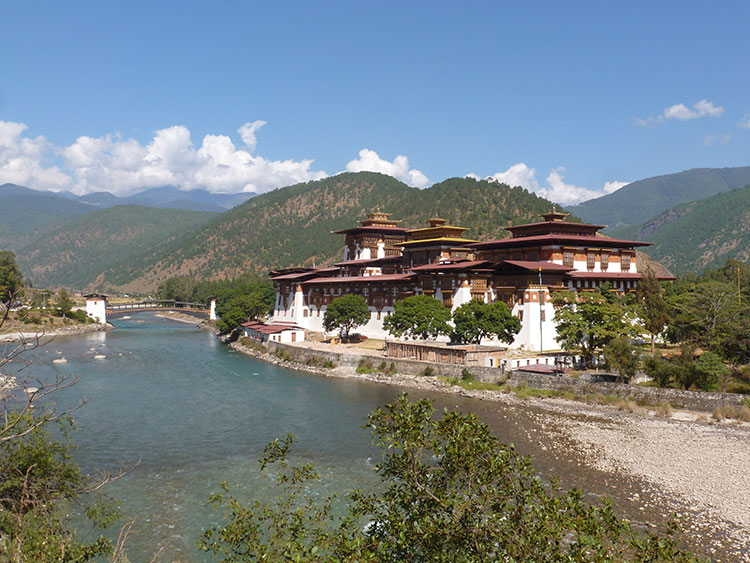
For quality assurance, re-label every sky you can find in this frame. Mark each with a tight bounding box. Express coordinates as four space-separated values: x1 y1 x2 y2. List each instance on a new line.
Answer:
2 1 750 205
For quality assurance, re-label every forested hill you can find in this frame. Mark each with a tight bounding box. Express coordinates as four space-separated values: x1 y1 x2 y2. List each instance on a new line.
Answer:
567 166 750 228
17 205 217 290
0 183 95 251
609 186 750 275
101 172 559 293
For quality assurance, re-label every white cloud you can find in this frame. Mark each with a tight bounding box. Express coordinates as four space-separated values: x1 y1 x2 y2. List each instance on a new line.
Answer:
0 121 73 190
738 114 750 129
480 162 627 206
345 148 429 188
0 120 327 196
603 180 627 194
237 120 266 152
636 99 725 127
702 133 731 146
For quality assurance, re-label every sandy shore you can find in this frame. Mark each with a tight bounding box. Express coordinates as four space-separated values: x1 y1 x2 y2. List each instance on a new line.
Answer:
0 323 111 343
154 311 206 325
230 339 750 562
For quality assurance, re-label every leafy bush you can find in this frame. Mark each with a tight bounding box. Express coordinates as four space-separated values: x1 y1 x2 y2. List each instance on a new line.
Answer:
420 366 435 377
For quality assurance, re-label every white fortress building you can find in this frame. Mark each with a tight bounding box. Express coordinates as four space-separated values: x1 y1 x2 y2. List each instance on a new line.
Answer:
270 209 667 351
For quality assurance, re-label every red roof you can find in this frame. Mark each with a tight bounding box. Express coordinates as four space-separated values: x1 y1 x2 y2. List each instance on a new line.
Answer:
332 225 407 235
270 267 339 281
500 260 576 272
470 233 651 249
302 273 415 285
240 321 302 334
333 256 401 267
505 221 605 233
410 260 491 272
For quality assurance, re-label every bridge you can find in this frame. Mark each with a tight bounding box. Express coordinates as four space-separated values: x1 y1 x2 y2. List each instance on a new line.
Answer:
85 294 217 324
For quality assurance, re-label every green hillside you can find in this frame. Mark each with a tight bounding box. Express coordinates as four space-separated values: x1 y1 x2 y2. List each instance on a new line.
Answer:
610 186 750 275
0 186 95 250
567 166 750 228
103 172 560 293
17 205 217 289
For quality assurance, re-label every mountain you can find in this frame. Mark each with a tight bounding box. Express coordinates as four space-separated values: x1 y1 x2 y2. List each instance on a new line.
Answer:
0 183 95 251
98 172 562 293
125 186 256 212
567 166 750 228
17 205 217 289
609 186 750 275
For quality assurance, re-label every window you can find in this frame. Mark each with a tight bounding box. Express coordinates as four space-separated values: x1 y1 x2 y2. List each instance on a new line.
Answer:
621 253 631 271
563 250 574 268
586 253 596 270
541 309 546 321
601 253 609 271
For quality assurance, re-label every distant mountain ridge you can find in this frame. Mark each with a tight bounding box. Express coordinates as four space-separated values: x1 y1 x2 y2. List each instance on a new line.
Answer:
567 166 750 228
2 182 256 213
609 186 750 275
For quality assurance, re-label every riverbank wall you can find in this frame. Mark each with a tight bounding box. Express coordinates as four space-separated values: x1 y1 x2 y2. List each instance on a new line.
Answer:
250 340 748 413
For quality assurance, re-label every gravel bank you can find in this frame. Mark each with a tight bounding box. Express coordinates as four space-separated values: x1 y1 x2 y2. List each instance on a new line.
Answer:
230 339 750 561
0 323 111 342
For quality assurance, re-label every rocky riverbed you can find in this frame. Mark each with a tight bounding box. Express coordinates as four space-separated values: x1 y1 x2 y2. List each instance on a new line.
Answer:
230 338 750 562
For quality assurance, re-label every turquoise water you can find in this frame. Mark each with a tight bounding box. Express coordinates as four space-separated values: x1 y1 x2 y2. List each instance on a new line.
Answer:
10 313 711 561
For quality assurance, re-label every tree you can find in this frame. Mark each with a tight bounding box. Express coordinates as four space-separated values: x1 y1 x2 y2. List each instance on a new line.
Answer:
553 288 640 367
323 294 370 341
643 355 678 388
383 295 451 340
200 395 701 562
603 336 640 383
0 251 24 305
636 268 669 355
216 293 271 333
56 288 74 316
450 299 520 345
0 301 132 560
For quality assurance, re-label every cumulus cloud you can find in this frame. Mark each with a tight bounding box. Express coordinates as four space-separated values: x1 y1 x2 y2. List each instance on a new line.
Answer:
0 120 327 195
703 133 731 146
0 121 73 190
345 148 429 188
474 163 628 206
635 99 725 127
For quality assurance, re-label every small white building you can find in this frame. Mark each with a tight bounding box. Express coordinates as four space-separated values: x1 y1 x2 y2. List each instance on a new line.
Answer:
84 293 107 324
240 320 305 343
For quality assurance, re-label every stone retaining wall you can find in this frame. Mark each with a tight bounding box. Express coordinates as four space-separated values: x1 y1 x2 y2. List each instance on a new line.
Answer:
264 341 748 413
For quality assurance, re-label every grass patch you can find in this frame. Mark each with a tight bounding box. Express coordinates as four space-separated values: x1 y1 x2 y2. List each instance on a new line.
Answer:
356 359 377 374
713 404 750 422
273 347 294 362
615 399 640 413
653 402 673 418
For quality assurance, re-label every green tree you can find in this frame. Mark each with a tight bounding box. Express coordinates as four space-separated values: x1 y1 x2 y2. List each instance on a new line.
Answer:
643 355 678 388
201 395 701 562
216 293 270 333
56 288 74 316
636 268 669 355
323 294 370 342
383 294 451 340
0 250 24 305
553 288 640 367
603 336 640 383
450 299 520 345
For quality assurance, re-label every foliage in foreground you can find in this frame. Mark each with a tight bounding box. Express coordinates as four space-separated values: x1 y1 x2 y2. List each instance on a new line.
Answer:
0 409 118 561
201 395 701 562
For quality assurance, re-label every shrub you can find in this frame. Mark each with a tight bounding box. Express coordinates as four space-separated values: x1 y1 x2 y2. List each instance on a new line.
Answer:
654 402 673 418
616 399 639 413
737 405 750 422
460 368 475 382
420 366 435 377
356 359 376 374
322 359 336 369
274 347 293 362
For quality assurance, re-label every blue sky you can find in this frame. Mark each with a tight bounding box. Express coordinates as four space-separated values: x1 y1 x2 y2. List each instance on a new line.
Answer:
2 1 749 204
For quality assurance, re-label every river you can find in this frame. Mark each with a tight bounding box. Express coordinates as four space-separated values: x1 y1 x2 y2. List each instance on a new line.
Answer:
12 313 716 561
